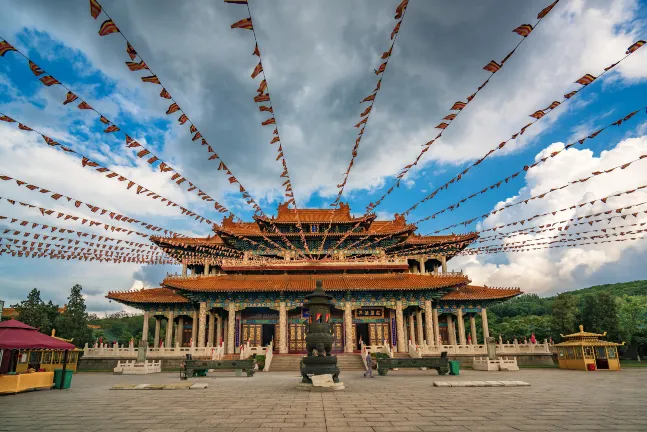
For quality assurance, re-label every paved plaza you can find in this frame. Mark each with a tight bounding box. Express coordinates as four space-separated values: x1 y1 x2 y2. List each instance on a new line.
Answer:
1 368 646 431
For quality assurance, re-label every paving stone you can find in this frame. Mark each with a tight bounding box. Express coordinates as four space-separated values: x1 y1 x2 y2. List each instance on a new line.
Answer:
1 369 644 431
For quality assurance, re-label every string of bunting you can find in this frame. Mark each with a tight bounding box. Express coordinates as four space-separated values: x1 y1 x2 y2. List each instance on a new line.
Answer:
317 0 410 258
398 40 646 217
460 231 647 256
1 241 161 258
0 243 174 264
0 37 233 219
413 105 646 224
476 201 647 242
364 0 564 215
431 151 647 233
0 196 159 239
335 40 646 254
0 113 219 229
226 0 309 256
472 220 647 249
87 0 263 218
0 174 183 237
1 230 165 256
433 182 647 234
333 0 410 205
0 215 157 249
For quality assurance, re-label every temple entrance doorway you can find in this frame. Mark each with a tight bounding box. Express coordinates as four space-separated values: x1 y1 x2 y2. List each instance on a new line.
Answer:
261 324 274 347
356 323 369 350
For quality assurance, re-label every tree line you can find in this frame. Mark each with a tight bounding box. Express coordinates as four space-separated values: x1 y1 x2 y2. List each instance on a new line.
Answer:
4 285 94 348
486 280 647 359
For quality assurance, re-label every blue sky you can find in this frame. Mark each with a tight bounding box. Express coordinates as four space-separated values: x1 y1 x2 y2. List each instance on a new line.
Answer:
0 0 647 313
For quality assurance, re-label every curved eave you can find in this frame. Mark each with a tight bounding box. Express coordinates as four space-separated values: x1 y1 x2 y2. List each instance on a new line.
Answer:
438 285 522 302
106 288 191 306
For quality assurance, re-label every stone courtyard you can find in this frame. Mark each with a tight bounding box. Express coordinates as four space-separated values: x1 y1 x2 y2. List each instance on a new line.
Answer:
1 368 645 431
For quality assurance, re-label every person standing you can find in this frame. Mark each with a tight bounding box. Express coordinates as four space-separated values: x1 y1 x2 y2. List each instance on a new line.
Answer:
364 352 374 378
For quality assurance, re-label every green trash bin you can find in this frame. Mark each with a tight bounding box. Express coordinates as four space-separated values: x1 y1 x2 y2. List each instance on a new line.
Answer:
53 369 74 389
448 360 460 376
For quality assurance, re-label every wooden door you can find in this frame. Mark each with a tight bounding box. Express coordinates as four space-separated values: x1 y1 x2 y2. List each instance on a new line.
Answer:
332 323 343 352
242 324 261 346
289 323 306 352
369 323 389 345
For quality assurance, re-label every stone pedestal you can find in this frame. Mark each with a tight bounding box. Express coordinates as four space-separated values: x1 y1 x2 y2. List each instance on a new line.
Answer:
297 373 345 391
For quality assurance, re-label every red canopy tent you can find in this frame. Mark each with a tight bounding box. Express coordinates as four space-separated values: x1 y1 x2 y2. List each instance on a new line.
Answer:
0 319 75 375
0 319 75 350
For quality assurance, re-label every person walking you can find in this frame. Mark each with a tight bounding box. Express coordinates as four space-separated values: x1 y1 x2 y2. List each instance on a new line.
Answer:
363 352 374 378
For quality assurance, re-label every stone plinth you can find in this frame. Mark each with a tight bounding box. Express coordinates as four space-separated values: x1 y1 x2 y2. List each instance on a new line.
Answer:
113 360 162 374
472 356 519 372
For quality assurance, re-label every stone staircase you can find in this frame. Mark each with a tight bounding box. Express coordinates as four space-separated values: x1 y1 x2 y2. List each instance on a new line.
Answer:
268 353 366 371
268 355 303 372
336 353 366 371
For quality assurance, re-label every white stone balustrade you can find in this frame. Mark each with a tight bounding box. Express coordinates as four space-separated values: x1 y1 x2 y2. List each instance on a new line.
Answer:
113 360 162 374
417 340 552 356
263 342 273 372
84 343 219 359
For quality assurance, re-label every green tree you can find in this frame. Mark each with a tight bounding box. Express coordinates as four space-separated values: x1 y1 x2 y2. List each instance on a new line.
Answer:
11 288 54 334
580 292 620 341
551 293 578 341
617 295 647 360
489 315 552 342
56 284 93 348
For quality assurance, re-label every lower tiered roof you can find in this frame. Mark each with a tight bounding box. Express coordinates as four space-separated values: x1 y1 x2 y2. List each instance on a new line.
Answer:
107 276 521 306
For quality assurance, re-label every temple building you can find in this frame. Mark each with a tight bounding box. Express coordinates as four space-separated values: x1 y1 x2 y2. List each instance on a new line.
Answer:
107 203 521 355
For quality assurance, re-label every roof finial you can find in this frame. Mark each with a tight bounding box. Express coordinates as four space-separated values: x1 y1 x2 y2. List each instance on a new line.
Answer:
579 324 584 333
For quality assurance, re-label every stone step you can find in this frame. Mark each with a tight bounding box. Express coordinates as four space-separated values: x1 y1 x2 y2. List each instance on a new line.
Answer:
269 354 366 371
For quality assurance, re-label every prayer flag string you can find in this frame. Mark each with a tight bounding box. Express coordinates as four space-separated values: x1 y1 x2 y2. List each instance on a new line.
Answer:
86 0 264 218
334 40 646 254
0 216 157 250
412 105 646 224
431 152 647 233
318 0 410 259
0 196 156 240
363 0 564 216
475 202 647 242
0 37 234 219
0 228 164 255
0 113 219 229
0 174 183 238
226 0 310 257
430 182 647 235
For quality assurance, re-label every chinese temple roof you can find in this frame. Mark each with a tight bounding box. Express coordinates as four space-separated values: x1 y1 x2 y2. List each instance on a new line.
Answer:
162 273 469 292
439 285 521 301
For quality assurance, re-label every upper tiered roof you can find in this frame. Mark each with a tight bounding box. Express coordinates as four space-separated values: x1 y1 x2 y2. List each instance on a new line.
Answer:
149 203 478 262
